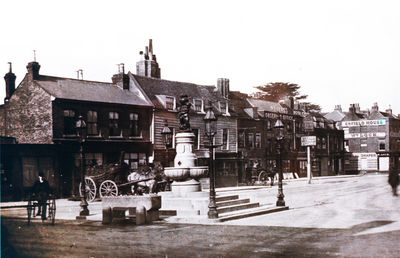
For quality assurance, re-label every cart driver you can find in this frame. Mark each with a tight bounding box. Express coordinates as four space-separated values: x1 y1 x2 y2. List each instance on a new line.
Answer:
32 172 51 220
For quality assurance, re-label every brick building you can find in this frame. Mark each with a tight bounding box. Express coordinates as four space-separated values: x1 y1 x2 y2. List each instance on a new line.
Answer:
1 61 153 200
325 103 400 173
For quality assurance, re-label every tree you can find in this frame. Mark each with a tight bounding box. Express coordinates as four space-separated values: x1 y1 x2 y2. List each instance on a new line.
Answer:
254 82 321 111
254 82 307 102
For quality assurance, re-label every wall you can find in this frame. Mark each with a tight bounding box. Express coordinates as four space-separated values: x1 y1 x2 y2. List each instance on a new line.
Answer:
3 80 53 143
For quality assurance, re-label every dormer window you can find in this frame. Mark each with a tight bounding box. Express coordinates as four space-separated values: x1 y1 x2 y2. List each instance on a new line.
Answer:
219 101 228 114
193 99 203 112
165 96 175 110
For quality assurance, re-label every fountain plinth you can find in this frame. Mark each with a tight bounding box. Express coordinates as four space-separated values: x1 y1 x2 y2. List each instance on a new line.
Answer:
164 132 208 196
163 95 208 197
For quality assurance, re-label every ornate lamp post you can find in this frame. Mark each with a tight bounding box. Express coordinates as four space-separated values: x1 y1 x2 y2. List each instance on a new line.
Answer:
204 101 218 219
161 120 172 163
274 118 286 207
76 115 89 216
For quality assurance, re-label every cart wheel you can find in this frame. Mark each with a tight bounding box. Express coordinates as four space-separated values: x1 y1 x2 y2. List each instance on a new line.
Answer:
48 198 56 225
258 171 268 184
99 180 118 198
79 177 97 202
27 199 33 225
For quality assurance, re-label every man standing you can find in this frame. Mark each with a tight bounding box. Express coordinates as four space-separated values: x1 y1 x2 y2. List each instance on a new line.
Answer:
388 169 399 196
32 172 51 220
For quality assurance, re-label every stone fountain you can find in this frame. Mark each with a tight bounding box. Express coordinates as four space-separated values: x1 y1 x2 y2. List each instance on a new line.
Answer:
163 95 208 197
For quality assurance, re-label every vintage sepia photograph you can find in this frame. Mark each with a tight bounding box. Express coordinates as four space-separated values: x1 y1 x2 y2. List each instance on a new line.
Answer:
1 0 400 257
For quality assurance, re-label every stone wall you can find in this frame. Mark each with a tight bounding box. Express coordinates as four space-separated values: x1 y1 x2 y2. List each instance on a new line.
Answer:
3 79 53 143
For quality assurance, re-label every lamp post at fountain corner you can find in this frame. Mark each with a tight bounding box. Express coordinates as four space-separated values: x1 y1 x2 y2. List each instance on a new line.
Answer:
161 120 172 165
76 115 89 217
204 101 218 219
274 117 286 207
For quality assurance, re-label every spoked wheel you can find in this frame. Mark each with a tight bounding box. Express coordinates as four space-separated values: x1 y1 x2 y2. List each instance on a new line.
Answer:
99 180 118 198
79 177 97 202
27 199 34 225
48 198 56 225
258 171 269 185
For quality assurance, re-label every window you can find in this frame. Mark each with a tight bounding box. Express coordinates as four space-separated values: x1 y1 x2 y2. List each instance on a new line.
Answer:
219 101 228 114
247 133 254 148
222 129 229 150
87 111 98 135
165 96 175 110
123 153 147 170
321 137 327 149
238 130 245 148
166 127 175 148
266 120 271 130
85 153 103 167
63 109 76 135
379 141 386 151
193 99 203 112
129 113 140 137
255 133 261 148
192 128 200 149
109 112 120 136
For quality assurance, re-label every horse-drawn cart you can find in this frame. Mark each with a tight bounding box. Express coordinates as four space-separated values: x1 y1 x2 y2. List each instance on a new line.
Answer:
79 163 166 202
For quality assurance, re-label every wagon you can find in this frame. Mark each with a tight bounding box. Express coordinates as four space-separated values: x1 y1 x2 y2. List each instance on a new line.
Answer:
79 163 166 202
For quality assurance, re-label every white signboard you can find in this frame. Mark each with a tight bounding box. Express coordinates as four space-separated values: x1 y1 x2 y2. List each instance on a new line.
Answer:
344 132 386 139
301 136 316 146
342 119 386 127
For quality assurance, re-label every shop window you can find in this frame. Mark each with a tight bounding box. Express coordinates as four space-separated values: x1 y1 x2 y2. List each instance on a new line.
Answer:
63 109 76 135
87 111 98 135
109 112 120 136
129 113 141 137
123 153 147 170
322 137 327 149
85 153 103 167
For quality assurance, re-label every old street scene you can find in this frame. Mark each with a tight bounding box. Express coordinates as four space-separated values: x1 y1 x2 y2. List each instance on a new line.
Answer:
1 1 400 258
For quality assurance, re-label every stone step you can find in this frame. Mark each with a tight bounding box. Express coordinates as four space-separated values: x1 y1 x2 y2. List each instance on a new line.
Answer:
216 198 250 207
215 195 239 202
216 202 259 214
217 205 289 222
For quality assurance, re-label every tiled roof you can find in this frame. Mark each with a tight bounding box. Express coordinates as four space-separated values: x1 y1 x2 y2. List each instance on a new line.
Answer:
35 75 153 106
247 98 288 114
324 110 346 122
130 73 234 115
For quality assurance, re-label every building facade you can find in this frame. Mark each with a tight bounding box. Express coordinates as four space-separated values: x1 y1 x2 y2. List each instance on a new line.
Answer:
1 61 153 200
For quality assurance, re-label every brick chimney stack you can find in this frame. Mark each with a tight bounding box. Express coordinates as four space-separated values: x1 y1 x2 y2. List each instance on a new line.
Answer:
26 61 41 81
4 62 16 101
217 78 230 98
371 102 379 112
112 63 130 90
136 39 161 78
334 105 342 112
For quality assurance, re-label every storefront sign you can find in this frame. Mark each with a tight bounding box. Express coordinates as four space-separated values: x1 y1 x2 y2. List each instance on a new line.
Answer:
301 136 316 146
342 119 386 127
344 132 386 139
264 112 293 120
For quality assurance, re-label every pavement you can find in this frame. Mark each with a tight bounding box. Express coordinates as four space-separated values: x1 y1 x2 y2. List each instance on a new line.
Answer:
2 173 400 236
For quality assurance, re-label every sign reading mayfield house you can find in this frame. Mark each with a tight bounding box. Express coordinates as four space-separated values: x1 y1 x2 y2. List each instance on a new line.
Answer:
341 119 387 127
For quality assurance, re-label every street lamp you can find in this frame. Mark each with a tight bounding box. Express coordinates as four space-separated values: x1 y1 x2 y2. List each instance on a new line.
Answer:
204 101 218 219
274 117 286 207
76 115 89 216
161 120 172 167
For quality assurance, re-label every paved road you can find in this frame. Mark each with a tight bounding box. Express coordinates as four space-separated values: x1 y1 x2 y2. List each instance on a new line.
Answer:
2 173 400 257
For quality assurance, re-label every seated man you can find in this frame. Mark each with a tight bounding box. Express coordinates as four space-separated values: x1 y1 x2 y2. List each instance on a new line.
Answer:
32 172 51 220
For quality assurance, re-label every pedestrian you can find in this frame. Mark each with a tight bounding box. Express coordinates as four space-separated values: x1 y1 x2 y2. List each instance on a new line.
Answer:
245 162 253 185
32 172 51 220
388 170 399 196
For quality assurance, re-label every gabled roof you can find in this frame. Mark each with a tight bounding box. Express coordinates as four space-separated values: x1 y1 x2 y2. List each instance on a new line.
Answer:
368 110 395 119
130 74 234 115
324 110 346 122
247 98 289 114
34 75 153 107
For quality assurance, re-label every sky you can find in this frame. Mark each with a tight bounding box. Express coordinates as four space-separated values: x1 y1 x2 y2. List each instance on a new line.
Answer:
1 0 399 114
